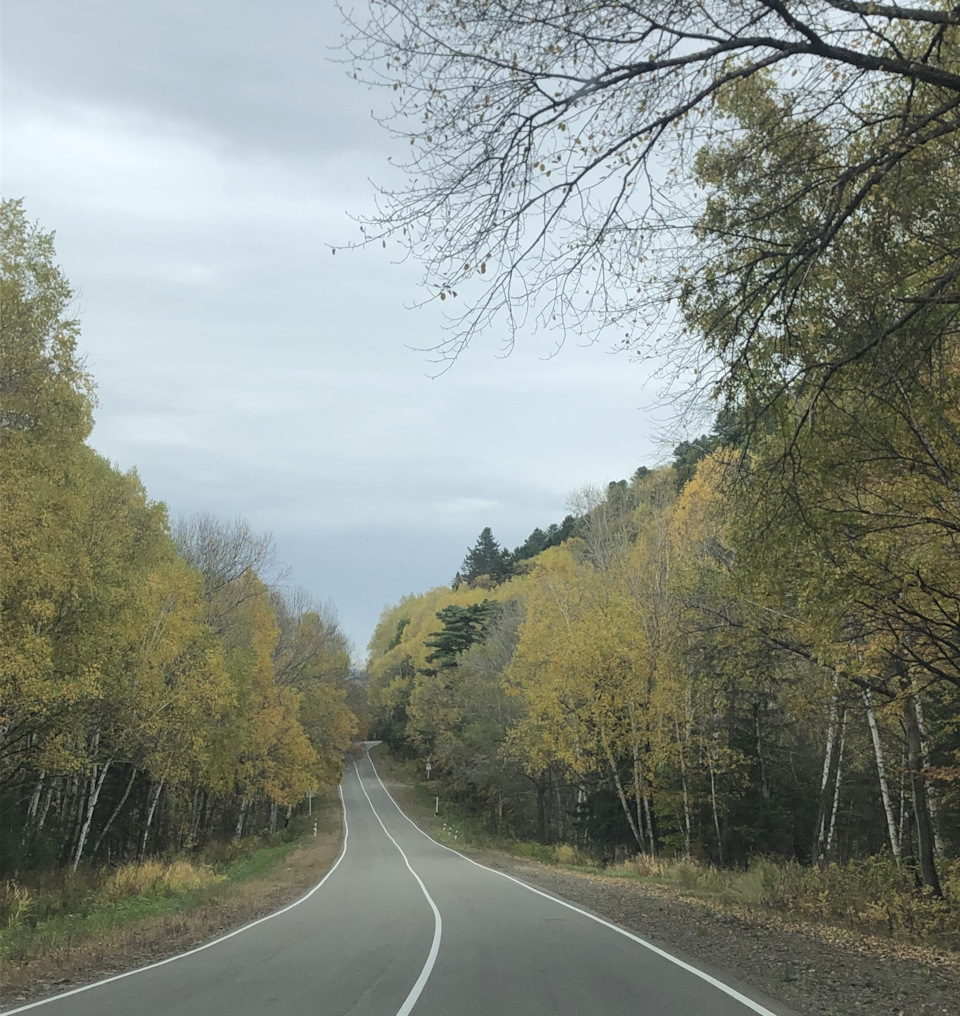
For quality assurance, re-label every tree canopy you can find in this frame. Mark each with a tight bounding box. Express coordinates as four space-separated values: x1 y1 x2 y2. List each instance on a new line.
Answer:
343 2 959 416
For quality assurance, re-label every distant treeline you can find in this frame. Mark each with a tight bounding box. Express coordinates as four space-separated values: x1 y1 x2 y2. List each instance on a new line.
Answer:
1 200 357 873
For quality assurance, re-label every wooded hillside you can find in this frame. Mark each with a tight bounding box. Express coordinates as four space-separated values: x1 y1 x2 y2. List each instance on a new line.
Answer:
366 436 959 900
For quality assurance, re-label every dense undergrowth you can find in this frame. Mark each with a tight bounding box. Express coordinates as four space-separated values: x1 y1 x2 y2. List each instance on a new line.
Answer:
374 748 960 951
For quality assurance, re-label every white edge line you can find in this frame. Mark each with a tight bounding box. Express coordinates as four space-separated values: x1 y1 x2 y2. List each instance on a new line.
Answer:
365 749 782 1016
353 762 442 1016
2 786 351 1015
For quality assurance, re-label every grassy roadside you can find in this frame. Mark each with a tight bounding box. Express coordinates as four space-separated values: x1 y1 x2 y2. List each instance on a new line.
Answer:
0 792 343 1006
371 745 960 958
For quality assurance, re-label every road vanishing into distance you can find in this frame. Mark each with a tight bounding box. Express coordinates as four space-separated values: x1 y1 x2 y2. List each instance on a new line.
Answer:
5 746 794 1016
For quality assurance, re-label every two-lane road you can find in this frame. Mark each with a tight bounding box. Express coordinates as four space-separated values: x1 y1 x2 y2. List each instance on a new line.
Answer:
4 748 794 1016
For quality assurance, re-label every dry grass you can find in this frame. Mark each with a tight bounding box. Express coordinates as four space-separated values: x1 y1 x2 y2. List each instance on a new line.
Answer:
0 811 342 1009
595 853 960 953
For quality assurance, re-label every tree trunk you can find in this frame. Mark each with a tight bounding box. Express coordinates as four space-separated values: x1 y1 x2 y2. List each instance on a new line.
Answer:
901 685 942 896
36 782 54 831
641 782 656 857
234 797 249 841
824 709 846 861
26 772 45 821
72 760 111 870
673 715 692 860
62 775 85 868
191 790 209 846
911 686 944 861
626 702 649 855
862 687 901 864
600 730 644 852
754 701 770 801
269 800 278 835
23 772 46 845
554 779 564 841
813 684 840 867
93 761 139 857
629 742 649 855
138 780 164 861
708 757 724 866
536 779 547 843
898 743 909 856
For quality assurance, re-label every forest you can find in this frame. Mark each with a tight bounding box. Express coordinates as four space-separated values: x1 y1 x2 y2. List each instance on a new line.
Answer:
0 200 358 876
367 433 959 899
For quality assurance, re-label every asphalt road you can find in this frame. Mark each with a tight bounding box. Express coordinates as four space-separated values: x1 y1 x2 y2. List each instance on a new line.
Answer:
5 746 794 1016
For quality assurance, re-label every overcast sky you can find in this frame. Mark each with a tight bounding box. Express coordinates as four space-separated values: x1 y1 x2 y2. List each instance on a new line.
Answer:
3 1 689 659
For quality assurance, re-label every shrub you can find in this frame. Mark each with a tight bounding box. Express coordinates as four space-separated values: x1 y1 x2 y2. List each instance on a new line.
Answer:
554 844 578 865
97 859 222 904
1 881 35 929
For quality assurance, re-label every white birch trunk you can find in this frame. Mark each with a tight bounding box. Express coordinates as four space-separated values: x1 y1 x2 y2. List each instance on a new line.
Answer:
825 709 846 859
898 743 909 855
862 687 901 864
673 715 692 860
37 783 54 831
93 762 139 857
814 684 839 863
139 780 164 860
601 730 644 851
26 772 45 821
626 700 650 854
911 688 944 860
234 797 248 841
627 724 648 853
708 758 724 866
72 761 111 870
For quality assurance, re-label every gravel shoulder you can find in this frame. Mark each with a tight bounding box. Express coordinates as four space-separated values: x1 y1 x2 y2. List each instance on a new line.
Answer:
384 777 959 1016
467 850 959 1016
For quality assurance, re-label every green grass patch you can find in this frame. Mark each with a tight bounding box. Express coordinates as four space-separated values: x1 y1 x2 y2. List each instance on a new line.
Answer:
1 880 216 967
221 839 299 883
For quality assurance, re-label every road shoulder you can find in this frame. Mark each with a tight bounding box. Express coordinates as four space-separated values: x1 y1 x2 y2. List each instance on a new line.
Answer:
379 769 959 1016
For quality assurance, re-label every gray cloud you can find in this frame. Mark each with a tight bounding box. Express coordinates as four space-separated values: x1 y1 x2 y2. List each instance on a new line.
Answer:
4 1 678 657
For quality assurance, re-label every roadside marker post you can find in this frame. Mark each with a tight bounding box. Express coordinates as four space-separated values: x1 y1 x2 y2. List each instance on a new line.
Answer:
435 796 439 815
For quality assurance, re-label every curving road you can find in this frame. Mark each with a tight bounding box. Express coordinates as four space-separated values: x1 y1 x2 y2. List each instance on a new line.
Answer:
4 746 794 1016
